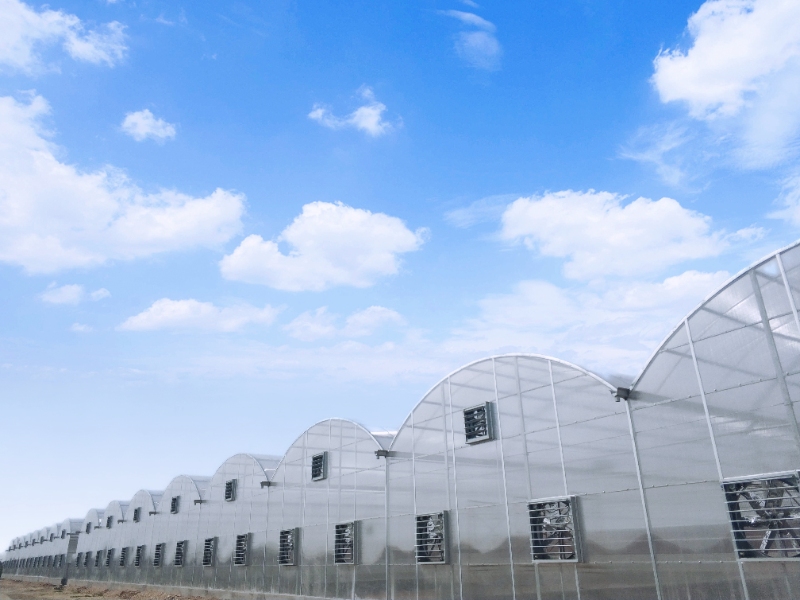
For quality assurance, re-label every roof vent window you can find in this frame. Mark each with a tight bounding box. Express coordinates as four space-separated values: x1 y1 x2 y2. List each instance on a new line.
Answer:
463 402 494 444
278 528 297 565
94 551 102 567
75 553 82 567
60 531 65 539
174 541 186 567
83 552 91 567
49 534 54 542
106 516 113 529
224 480 237 502
234 534 249 566
133 508 141 523
85 523 91 534
311 452 328 481
119 547 128 567
528 497 579 561
170 496 180 514
415 512 447 564
334 522 357 564
153 543 164 567
202 538 216 566
723 473 800 559
105 549 114 567
134 545 144 567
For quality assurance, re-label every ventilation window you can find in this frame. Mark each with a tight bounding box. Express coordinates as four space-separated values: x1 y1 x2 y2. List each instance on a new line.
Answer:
105 549 114 567
95 551 102 567
528 497 579 561
85 523 92 534
83 552 91 567
278 529 297 565
224 479 237 502
723 473 800 559
133 507 141 523
202 538 216 566
415 512 447 564
75 553 82 567
106 516 113 529
311 452 328 481
234 534 249 566
119 547 128 567
463 402 493 444
61 531 65 539
134 545 144 568
153 543 164 567
334 522 357 564
174 541 186 567
49 534 54 542
170 496 180 514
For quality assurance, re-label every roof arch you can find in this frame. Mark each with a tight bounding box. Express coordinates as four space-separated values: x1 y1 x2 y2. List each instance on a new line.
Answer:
80 508 105 534
268 417 390 475
632 238 800 389
124 489 163 520
390 353 615 451
158 474 210 511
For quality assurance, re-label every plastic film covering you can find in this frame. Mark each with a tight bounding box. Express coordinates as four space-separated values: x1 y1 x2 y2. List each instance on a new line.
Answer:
5 240 800 600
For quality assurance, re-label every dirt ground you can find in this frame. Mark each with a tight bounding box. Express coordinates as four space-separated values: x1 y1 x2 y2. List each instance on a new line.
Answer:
0 579 215 600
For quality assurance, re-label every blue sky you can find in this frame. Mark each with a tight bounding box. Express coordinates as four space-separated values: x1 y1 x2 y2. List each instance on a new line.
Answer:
3 0 800 547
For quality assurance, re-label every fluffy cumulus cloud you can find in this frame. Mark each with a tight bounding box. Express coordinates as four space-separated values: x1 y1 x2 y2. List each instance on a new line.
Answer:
40 283 110 304
441 10 502 71
121 109 176 143
0 0 126 73
447 270 731 375
220 201 426 291
500 189 760 279
119 299 280 332
0 95 244 273
284 305 405 341
342 306 405 337
652 0 800 167
309 87 397 137
284 307 338 341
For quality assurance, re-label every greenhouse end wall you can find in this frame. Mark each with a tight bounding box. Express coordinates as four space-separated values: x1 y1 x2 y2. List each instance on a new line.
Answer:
4 241 800 600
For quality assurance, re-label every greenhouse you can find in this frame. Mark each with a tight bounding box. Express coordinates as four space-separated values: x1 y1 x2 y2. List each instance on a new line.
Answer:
4 240 800 600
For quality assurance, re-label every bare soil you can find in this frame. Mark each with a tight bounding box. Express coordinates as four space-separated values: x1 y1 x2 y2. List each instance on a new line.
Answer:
0 579 215 600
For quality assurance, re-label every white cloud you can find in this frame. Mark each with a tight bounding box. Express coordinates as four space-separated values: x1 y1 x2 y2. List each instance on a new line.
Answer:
285 306 406 342
40 283 111 304
40 283 83 304
284 307 338 341
441 10 502 71
119 298 280 332
126 269 729 384
652 0 800 167
447 270 731 375
0 0 126 73
70 322 92 332
444 193 518 228
619 124 693 187
90 288 111 300
500 189 760 279
220 201 426 291
342 306 405 337
309 87 397 137
441 10 495 31
121 109 176 142
0 95 244 273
